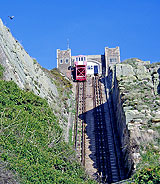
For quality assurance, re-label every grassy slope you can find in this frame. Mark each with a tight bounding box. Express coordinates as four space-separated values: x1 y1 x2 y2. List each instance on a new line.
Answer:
0 80 95 184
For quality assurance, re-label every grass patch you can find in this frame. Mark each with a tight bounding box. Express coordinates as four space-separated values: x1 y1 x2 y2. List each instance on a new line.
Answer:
132 144 160 183
0 80 95 184
0 64 4 79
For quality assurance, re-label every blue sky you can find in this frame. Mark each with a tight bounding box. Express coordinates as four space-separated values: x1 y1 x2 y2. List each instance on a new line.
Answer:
1 0 160 69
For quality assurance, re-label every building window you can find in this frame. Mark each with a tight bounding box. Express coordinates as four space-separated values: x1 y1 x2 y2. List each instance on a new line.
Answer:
84 57 86 61
110 58 117 63
87 66 90 70
60 59 63 64
66 59 69 64
76 57 78 61
81 57 83 61
90 65 93 69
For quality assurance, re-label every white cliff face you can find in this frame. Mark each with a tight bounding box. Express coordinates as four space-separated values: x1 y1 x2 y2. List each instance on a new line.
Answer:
108 59 160 169
0 18 58 103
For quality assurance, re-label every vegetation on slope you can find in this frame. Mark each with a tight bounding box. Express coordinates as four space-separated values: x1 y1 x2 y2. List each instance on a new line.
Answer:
0 64 4 79
43 68 75 143
49 68 73 114
133 149 160 183
43 68 76 143
0 79 95 183
132 127 160 183
49 68 72 97
133 166 160 184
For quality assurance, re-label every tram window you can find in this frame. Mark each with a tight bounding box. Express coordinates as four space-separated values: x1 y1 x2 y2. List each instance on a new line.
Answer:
81 57 83 61
60 59 63 64
66 59 69 64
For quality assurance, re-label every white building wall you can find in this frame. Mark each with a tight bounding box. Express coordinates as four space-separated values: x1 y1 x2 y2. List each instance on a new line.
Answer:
87 61 100 75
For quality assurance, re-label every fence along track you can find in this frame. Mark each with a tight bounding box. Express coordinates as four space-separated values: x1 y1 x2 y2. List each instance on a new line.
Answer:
74 81 86 166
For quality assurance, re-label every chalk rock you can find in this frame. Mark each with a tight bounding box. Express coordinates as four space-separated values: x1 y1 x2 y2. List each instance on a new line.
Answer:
0 18 58 104
147 129 154 134
155 111 160 119
125 110 139 124
134 65 147 75
116 64 135 77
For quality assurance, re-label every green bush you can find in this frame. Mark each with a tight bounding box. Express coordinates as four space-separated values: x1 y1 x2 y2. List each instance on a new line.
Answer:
0 64 4 79
133 166 160 184
133 144 160 183
0 80 95 184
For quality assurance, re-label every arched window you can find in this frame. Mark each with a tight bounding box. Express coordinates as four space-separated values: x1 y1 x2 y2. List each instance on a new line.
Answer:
66 59 69 64
60 59 63 64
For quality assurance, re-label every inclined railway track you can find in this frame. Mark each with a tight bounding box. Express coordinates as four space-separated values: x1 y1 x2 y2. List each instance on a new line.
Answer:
93 76 111 182
93 76 124 183
74 77 125 183
74 81 86 166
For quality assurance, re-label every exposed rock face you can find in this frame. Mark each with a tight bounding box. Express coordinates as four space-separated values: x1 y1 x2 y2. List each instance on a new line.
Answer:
0 161 19 184
0 18 75 143
0 18 58 104
107 58 160 169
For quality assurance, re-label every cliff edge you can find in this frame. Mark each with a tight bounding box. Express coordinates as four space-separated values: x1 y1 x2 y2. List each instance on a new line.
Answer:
0 18 58 103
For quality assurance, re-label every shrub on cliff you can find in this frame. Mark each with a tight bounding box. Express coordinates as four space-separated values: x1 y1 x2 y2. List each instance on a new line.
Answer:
0 80 95 184
133 145 160 183
0 64 4 79
133 166 160 183
50 68 72 95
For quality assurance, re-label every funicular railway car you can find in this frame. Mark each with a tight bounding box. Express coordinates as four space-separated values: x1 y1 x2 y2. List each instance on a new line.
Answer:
74 55 87 81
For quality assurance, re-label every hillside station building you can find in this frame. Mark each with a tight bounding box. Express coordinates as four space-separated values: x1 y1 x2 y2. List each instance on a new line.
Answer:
57 46 120 79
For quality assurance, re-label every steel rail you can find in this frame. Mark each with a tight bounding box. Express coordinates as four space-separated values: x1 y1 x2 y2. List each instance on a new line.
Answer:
93 76 111 182
93 76 122 183
74 81 86 166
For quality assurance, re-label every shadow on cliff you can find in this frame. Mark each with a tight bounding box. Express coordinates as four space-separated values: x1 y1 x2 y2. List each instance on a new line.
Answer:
109 66 134 172
104 68 133 177
157 68 160 95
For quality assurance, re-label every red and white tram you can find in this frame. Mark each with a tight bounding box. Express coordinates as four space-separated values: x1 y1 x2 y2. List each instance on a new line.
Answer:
74 55 87 81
